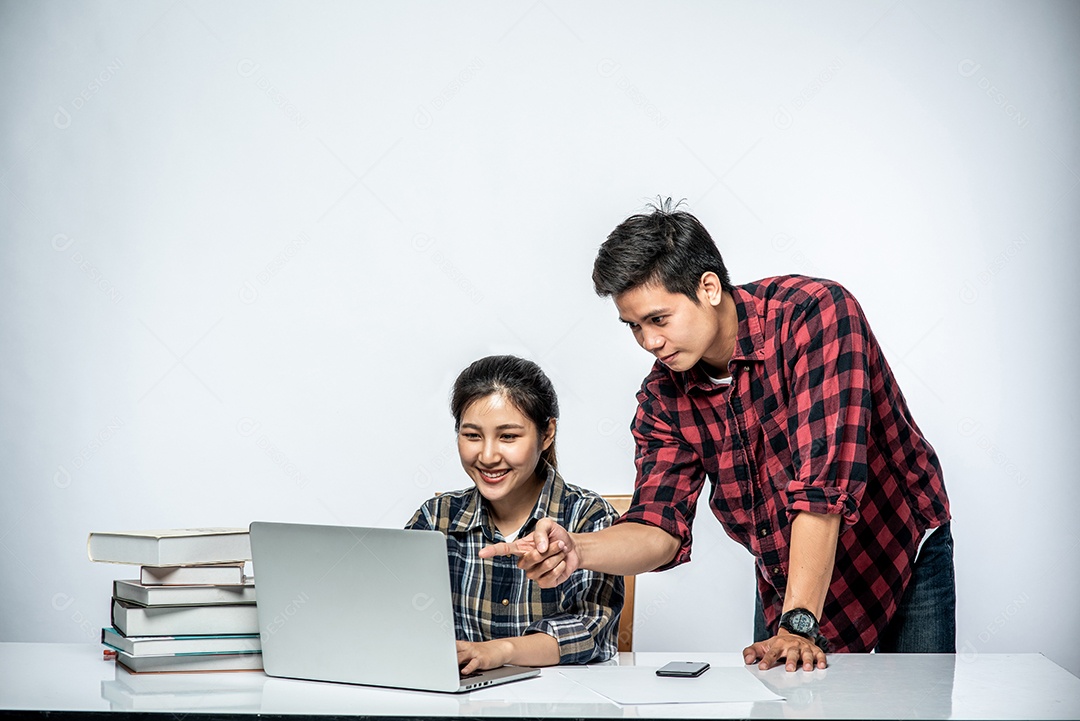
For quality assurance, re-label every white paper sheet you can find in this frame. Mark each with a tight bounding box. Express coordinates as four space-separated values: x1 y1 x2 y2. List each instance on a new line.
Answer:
558 666 785 705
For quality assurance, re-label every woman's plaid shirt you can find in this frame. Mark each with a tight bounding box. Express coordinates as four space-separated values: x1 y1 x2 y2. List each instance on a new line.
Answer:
407 465 624 664
616 275 951 652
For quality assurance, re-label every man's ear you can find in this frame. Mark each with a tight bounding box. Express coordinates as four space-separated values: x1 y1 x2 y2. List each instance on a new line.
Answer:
698 272 724 307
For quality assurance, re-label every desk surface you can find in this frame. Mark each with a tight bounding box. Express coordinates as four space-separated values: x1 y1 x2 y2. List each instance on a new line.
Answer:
1 643 1078 720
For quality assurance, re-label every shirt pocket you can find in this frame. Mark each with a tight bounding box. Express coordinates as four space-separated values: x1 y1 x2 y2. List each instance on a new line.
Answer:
708 477 754 547
759 403 794 491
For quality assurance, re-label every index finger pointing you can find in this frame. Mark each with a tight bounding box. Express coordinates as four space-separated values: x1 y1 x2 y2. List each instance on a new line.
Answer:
478 541 520 559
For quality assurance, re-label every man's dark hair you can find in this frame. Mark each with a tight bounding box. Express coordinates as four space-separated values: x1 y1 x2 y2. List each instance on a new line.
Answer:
592 199 733 301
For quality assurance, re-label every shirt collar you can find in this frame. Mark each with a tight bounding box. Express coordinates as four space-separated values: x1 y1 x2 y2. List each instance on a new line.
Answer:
445 461 563 540
674 285 767 394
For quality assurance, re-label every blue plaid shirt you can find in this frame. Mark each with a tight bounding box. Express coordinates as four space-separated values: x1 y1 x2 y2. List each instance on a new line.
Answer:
407 464 624 664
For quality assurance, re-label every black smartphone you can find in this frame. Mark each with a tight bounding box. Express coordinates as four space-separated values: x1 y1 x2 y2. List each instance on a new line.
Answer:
655 661 710 677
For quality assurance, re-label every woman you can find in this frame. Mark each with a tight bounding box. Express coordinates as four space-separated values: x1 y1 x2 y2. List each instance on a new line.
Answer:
407 355 623 674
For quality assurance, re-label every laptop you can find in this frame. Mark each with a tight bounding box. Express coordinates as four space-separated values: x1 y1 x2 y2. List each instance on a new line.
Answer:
249 521 540 693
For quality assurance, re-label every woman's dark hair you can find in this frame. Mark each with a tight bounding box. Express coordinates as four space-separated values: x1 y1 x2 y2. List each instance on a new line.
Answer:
450 355 559 470
592 197 733 301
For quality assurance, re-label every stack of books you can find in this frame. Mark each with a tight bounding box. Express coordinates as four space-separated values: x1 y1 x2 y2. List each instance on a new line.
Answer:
88 528 262 674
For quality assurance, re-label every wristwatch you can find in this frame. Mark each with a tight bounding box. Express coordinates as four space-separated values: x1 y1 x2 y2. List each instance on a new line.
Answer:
779 607 829 652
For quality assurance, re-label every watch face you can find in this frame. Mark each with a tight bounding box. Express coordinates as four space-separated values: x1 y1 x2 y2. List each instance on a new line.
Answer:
789 612 814 634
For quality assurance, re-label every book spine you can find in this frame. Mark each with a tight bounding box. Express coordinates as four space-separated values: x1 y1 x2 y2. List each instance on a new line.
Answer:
112 601 260 636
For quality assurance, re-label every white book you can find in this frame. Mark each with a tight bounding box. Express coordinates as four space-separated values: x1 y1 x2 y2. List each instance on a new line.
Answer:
113 579 256 607
102 627 261 657
140 563 246 586
115 649 263 674
112 599 260 637
88 528 251 566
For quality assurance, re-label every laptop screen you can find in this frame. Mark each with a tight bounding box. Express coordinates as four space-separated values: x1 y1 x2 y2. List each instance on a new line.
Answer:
249 521 536 693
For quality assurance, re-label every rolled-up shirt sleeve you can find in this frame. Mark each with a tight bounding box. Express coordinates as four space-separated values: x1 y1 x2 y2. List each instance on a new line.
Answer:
614 388 708 571
782 283 871 528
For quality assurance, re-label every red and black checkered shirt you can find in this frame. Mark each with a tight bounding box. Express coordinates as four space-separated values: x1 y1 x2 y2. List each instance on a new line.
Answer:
616 275 950 652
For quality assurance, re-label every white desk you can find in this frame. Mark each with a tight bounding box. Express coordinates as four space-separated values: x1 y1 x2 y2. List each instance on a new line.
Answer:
1 643 1078 719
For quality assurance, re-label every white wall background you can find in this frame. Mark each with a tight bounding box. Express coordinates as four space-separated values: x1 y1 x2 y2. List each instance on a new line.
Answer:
2 0 1077 676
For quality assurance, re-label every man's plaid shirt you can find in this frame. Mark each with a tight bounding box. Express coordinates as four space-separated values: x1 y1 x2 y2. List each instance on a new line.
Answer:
407 464 624 664
616 275 951 652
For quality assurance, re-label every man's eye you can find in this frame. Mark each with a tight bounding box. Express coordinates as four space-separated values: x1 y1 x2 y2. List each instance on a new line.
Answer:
651 316 666 325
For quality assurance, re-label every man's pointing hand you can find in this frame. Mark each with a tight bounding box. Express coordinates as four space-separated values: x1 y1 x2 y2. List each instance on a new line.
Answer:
478 518 579 587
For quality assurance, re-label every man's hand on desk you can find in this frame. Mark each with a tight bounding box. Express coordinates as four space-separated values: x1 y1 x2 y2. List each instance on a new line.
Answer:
478 518 578 587
743 630 828 672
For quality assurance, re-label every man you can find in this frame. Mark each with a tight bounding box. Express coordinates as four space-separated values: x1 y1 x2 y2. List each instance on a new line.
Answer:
481 201 954 672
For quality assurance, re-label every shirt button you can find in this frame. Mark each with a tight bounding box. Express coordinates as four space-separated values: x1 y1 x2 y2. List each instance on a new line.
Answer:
758 527 769 538
772 567 783 576
501 599 509 606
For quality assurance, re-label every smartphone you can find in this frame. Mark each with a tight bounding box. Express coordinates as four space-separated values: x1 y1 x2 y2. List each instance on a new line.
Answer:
655 661 710 677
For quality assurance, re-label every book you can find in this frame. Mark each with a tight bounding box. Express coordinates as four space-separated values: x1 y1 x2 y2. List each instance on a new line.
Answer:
88 528 251 566
102 627 261 657
113 579 256 607
112 599 259 636
114 649 263 674
140 563 246 586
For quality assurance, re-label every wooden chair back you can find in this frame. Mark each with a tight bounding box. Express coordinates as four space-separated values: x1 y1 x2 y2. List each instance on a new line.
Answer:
602 494 636 653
